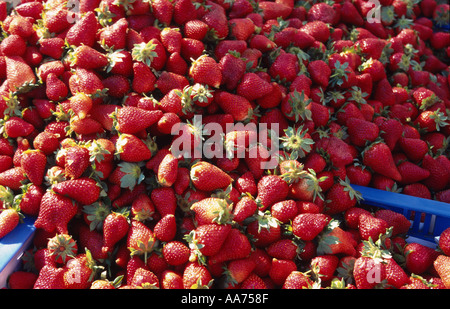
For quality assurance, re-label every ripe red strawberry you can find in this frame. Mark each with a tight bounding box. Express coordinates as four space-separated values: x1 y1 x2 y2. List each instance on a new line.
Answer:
324 177 362 215
398 137 429 163
98 17 128 50
346 117 380 147
232 194 258 223
34 190 78 234
20 149 47 186
282 271 313 289
292 212 330 241
385 257 410 289
317 222 357 257
190 161 233 192
308 60 331 88
310 254 339 283
153 214 177 242
157 153 178 187
33 264 66 289
422 154 450 192
5 55 36 92
223 257 256 287
151 0 174 25
266 238 300 260
115 106 162 134
191 197 233 226
101 210 130 254
404 242 439 275
127 219 157 262
151 186 177 218
70 45 109 70
255 175 290 211
434 255 450 289
3 116 35 139
7 271 38 289
270 200 298 224
189 55 222 89
65 11 98 47
115 133 152 163
374 209 411 236
182 261 213 289
358 213 390 242
268 52 299 83
353 255 387 289
64 145 90 180
362 141 402 182
374 117 403 151
47 233 78 264
186 223 231 264
63 252 99 289
17 183 44 217
241 273 267 289
0 206 20 239
208 227 252 265
438 227 450 256
162 240 190 266
397 161 431 185
160 270 184 289
0 166 27 190
201 5 229 40
236 72 274 102
269 258 297 286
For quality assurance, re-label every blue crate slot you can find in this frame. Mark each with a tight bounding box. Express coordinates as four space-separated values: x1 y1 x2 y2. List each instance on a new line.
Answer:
352 185 450 244
0 216 36 288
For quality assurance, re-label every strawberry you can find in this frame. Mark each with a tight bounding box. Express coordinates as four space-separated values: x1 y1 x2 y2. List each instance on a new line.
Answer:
201 5 229 40
160 270 184 289
190 161 233 192
266 238 300 261
385 257 410 289
308 60 331 88
151 187 177 218
189 55 222 89
353 255 387 289
317 221 357 257
404 242 439 275
33 264 66 289
209 227 252 265
324 178 362 215
270 200 298 224
292 212 330 241
186 223 232 263
282 271 313 289
268 52 299 83
0 167 27 190
115 133 152 163
131 62 156 94
162 240 190 266
98 17 128 50
362 141 402 182
5 56 36 92
63 145 90 180
7 271 38 289
63 251 100 289
398 137 429 163
223 257 256 287
182 261 213 289
374 117 403 151
0 206 20 239
34 190 78 234
153 214 177 242
232 194 258 223
438 227 450 256
191 197 233 226
269 258 297 286
47 233 78 264
310 254 340 283
127 219 157 262
358 213 390 242
346 117 380 147
421 154 450 192
20 149 47 186
114 106 162 134
236 72 274 102
2 116 35 139
65 11 98 47
434 255 450 289
241 273 267 289
255 175 290 211
92 207 125 250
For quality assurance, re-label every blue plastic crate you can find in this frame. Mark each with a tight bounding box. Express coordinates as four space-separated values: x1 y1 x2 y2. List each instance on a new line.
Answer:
352 185 450 247
0 216 36 288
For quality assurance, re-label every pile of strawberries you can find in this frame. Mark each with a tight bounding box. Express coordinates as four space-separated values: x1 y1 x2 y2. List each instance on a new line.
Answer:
0 0 449 289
